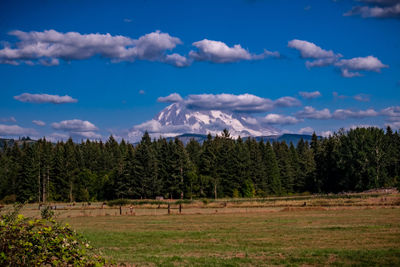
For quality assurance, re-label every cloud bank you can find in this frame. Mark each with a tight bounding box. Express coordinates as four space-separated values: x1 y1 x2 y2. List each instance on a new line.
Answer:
0 124 37 137
0 29 187 67
32 120 46 126
299 91 322 99
51 119 101 140
158 93 301 113
295 106 379 120
0 116 17 123
189 39 279 63
288 39 388 77
0 30 279 67
344 0 400 18
14 93 78 104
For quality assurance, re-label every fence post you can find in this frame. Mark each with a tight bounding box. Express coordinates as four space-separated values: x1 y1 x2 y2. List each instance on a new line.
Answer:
179 203 182 214
168 204 171 215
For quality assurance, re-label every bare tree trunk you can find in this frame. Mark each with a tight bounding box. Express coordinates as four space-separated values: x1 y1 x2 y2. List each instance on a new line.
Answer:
42 173 46 203
69 181 73 203
47 169 50 201
38 164 41 203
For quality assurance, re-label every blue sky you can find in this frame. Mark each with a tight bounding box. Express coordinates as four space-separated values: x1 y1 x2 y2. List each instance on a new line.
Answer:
1 0 399 141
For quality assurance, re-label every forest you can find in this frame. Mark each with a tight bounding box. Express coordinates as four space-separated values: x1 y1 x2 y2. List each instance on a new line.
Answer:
0 127 399 203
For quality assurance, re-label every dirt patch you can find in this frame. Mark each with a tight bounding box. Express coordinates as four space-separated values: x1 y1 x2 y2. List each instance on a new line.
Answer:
280 207 327 212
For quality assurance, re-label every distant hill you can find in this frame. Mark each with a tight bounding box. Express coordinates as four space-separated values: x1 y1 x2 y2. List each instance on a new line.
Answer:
2 133 317 149
249 133 317 144
165 133 318 145
0 137 37 150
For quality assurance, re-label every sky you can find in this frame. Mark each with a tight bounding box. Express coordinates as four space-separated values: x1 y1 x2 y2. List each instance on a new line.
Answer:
1 0 399 142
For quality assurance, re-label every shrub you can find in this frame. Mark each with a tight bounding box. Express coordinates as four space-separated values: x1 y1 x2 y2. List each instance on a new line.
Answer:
106 198 131 207
202 199 209 205
0 204 107 266
40 205 55 220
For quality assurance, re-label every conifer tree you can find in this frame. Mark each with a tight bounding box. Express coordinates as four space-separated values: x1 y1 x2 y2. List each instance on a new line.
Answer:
264 142 281 195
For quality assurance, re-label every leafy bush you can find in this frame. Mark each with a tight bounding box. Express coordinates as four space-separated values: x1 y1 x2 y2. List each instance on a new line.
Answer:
174 199 194 205
40 205 55 220
0 204 106 266
106 198 131 207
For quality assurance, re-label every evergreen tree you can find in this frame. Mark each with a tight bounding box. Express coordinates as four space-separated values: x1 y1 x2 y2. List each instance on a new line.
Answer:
264 142 281 195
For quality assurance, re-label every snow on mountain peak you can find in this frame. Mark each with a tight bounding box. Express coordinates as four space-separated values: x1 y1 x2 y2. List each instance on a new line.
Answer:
151 102 279 138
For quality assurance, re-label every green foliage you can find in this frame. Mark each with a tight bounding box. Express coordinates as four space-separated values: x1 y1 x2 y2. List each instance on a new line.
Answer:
0 127 399 202
0 205 106 266
40 205 54 220
107 198 131 207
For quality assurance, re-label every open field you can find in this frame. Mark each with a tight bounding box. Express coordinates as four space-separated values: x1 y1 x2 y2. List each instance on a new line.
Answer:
64 207 400 266
4 191 400 219
2 193 399 266
55 194 400 266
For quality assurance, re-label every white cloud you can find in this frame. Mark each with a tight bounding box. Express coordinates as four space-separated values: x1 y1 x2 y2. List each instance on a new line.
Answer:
157 93 183 103
0 116 17 123
132 30 182 61
262 114 301 125
71 131 102 139
298 127 314 134
0 124 37 137
341 68 363 78
295 106 378 120
156 93 300 113
305 57 338 68
47 132 69 142
381 106 400 117
131 119 192 139
183 93 300 113
333 92 348 99
14 93 78 104
344 2 400 18
320 130 333 137
295 106 332 119
299 91 322 99
385 121 400 129
0 29 187 66
184 93 273 112
163 53 192 67
335 56 388 77
353 93 370 102
38 58 60 66
288 39 387 78
332 108 378 119
133 119 162 133
139 90 145 95
52 119 98 132
274 96 302 108
189 39 279 63
288 39 336 59
32 120 46 126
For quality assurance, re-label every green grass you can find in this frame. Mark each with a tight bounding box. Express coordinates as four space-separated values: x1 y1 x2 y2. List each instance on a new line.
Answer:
64 207 400 266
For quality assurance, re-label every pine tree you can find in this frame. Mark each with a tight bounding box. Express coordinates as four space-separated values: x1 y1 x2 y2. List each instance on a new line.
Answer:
264 142 281 195
273 141 294 194
17 143 39 202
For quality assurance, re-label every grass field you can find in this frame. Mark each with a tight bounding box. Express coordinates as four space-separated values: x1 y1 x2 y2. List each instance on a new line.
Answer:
64 206 400 266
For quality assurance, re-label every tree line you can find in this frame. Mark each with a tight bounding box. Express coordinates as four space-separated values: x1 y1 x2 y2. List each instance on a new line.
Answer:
0 127 399 203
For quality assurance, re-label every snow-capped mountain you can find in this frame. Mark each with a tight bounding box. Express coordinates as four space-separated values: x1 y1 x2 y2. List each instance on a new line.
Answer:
135 102 280 139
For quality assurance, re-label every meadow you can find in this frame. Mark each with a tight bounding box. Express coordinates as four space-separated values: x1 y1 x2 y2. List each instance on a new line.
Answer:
57 193 400 266
2 193 399 266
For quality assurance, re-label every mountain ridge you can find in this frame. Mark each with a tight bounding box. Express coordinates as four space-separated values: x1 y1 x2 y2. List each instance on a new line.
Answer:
164 133 317 145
